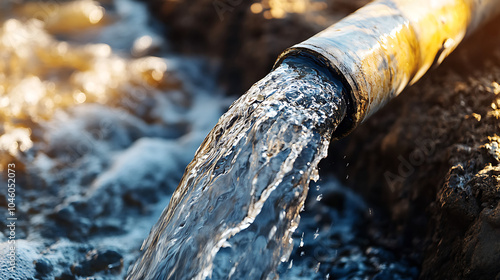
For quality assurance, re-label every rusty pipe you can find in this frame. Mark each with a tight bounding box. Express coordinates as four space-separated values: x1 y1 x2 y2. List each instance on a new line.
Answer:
275 0 500 138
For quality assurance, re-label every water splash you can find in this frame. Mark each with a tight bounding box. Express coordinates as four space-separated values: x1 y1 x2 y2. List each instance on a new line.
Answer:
127 57 346 279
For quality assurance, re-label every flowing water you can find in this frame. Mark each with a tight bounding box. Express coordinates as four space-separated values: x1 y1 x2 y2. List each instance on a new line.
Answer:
127 57 347 279
0 1 420 279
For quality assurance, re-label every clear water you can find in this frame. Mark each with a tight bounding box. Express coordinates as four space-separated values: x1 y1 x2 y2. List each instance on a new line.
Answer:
127 58 346 279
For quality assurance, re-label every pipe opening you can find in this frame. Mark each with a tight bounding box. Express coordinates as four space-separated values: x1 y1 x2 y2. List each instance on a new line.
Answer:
274 48 357 139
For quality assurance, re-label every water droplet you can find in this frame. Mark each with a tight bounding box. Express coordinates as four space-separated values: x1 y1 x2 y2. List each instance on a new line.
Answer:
268 225 277 240
279 211 286 220
313 228 319 239
316 194 323 201
88 7 104 24
73 91 87 104
314 262 321 273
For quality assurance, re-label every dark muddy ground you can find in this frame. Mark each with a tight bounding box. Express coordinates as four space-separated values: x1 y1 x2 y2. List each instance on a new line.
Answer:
331 20 500 279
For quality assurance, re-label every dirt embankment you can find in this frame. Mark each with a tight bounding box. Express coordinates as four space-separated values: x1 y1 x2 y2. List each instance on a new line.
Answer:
331 18 500 279
144 0 500 278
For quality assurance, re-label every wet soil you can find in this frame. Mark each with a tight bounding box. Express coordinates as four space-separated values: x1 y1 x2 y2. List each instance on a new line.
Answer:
330 18 500 279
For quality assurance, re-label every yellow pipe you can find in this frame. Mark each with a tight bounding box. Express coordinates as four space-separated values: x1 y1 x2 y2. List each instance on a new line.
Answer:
276 0 500 137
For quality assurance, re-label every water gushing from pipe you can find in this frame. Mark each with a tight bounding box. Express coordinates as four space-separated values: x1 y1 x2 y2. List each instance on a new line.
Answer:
127 0 500 278
127 56 346 279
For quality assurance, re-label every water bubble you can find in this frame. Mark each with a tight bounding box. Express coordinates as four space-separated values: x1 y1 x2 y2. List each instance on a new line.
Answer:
368 208 374 217
73 91 87 104
132 35 153 56
314 262 321 273
268 226 277 240
89 9 103 24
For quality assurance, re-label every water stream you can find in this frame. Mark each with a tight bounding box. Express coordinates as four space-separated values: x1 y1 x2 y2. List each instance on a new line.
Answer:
128 57 346 279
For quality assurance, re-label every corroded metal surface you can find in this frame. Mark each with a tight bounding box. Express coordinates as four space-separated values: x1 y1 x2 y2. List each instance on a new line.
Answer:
276 0 500 137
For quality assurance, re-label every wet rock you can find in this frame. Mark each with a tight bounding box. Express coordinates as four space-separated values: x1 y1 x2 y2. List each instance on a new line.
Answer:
47 202 93 241
55 268 77 280
92 218 124 234
35 258 54 278
71 249 123 276
421 165 500 279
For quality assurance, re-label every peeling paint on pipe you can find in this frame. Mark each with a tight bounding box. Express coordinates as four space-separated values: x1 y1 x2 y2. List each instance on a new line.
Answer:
275 0 500 138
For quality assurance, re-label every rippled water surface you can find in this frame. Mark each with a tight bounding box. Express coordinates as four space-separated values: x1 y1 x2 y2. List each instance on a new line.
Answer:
128 59 346 279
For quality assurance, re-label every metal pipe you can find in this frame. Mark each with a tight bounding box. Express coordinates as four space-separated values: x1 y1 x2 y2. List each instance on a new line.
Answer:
275 0 500 138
